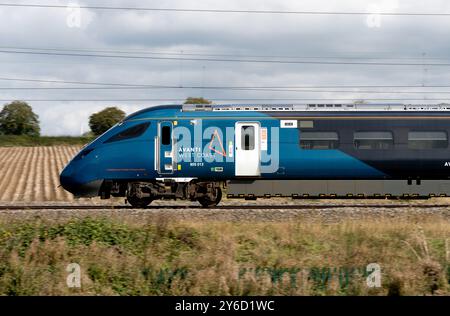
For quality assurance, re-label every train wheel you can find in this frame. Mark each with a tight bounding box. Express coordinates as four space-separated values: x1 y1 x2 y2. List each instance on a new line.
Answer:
198 187 222 208
126 196 153 208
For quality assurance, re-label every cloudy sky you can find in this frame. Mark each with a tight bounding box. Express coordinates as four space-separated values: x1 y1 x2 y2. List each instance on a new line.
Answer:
1 0 450 135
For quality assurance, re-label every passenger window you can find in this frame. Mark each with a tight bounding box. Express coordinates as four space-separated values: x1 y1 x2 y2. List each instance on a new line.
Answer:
241 126 255 150
408 131 448 149
104 122 150 143
162 126 171 145
300 131 339 149
354 131 393 150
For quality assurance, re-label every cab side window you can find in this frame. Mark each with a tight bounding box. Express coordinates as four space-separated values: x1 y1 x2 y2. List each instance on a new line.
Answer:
104 122 150 143
162 126 171 145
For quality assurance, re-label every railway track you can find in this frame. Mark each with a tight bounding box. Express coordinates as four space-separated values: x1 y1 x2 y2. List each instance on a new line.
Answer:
0 204 449 210
0 202 448 223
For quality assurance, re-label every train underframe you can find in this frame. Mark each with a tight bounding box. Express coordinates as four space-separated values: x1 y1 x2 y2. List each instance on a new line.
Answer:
97 178 450 208
100 179 224 208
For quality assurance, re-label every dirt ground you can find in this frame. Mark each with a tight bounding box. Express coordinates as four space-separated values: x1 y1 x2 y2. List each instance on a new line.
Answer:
0 146 80 202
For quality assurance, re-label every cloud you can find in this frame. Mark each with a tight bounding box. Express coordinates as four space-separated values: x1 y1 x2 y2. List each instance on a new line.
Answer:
0 0 450 135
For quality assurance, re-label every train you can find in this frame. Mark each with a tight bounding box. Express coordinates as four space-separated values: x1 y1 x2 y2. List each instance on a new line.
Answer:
60 103 450 207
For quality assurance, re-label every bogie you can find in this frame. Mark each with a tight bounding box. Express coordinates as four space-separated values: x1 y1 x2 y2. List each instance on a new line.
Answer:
110 180 224 208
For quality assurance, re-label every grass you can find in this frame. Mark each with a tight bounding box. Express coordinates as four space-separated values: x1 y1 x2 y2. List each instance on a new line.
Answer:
0 135 94 147
0 216 448 295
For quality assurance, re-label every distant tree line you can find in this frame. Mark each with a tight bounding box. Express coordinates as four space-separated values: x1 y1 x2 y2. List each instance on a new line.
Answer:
0 97 212 137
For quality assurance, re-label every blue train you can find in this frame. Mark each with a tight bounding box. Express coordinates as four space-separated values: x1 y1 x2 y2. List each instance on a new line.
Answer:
60 103 450 207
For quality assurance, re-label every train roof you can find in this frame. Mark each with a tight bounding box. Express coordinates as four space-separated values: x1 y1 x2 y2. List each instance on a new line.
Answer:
181 103 450 112
124 103 450 121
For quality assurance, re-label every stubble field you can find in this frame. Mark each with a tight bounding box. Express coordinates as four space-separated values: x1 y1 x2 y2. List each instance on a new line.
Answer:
0 146 80 202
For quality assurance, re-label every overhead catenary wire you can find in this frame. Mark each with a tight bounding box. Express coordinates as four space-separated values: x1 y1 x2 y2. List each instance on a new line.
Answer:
3 49 450 66
5 86 450 94
3 77 450 91
1 46 449 61
0 77 157 87
0 3 450 16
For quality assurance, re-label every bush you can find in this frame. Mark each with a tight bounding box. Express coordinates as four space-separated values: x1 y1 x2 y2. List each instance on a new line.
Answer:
89 107 125 136
184 97 212 104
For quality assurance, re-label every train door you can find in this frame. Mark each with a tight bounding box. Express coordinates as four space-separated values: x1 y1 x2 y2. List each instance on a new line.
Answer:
235 122 261 176
156 121 174 174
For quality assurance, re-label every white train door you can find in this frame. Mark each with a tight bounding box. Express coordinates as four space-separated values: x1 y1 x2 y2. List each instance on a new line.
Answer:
156 121 174 174
235 122 261 176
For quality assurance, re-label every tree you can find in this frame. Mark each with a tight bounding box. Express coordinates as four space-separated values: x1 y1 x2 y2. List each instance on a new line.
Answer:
0 101 40 136
89 107 126 135
184 97 212 104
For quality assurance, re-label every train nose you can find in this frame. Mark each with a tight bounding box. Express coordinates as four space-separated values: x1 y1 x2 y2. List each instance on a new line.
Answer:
60 164 77 194
60 162 101 197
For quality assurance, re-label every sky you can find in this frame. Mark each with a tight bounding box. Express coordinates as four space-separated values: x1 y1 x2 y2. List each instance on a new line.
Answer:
2 0 450 135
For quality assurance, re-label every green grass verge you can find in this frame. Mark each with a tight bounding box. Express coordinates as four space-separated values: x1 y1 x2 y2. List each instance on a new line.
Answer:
0 135 95 146
0 217 448 295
